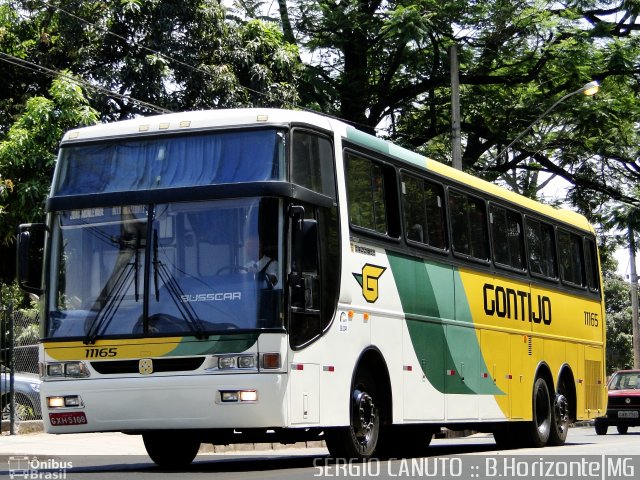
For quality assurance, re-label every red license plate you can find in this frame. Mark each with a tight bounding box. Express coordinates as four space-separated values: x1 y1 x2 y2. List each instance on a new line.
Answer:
49 412 87 426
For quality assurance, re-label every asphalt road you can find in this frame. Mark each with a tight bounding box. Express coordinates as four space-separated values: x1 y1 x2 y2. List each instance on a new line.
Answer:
1 426 639 480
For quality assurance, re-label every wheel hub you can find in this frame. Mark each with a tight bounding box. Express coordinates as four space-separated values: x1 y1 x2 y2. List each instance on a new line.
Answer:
554 393 569 431
353 389 376 445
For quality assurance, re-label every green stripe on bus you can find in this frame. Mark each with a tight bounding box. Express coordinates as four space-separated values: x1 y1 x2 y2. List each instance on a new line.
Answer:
345 126 428 169
387 252 503 395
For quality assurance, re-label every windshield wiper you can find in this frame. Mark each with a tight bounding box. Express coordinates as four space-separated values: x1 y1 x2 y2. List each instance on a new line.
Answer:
151 230 208 339
83 231 141 344
83 259 135 345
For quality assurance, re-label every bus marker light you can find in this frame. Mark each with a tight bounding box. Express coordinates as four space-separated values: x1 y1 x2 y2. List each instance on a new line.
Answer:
403 366 412 372
291 364 304 371
138 125 150 132
363 312 370 321
348 310 354 319
159 122 170 130
256 115 269 122
446 370 456 376
506 374 513 380
261 353 281 370
323 366 335 372
481 373 489 378
179 121 191 128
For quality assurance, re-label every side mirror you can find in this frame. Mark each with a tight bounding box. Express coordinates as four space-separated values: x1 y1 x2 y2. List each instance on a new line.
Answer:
17 223 47 295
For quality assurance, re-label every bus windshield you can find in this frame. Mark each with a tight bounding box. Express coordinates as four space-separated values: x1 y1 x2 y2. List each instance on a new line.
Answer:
47 198 283 340
54 129 285 195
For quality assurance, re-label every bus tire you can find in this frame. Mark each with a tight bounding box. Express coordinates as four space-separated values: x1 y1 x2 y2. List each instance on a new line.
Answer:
548 381 571 446
143 432 200 468
617 425 628 434
525 377 552 448
325 369 380 459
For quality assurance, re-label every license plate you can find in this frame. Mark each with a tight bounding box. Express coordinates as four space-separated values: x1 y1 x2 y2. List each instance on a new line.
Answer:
49 412 87 426
618 411 639 419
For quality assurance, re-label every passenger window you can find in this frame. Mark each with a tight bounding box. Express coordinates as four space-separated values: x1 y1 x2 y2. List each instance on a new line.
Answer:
291 131 336 199
584 237 600 292
346 153 387 234
401 173 446 250
448 190 489 260
557 229 585 286
526 219 557 279
490 205 525 270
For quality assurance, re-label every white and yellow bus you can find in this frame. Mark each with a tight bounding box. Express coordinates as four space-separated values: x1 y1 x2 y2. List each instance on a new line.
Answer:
18 109 606 466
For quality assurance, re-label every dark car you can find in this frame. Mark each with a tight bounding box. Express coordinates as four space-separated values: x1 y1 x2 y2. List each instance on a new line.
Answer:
1 366 42 421
595 369 640 435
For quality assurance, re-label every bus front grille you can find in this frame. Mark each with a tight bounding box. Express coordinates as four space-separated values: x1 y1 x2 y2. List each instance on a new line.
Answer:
91 357 205 374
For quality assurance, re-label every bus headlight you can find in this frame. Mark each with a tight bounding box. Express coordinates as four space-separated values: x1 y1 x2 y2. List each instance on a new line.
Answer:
214 354 257 370
45 361 90 378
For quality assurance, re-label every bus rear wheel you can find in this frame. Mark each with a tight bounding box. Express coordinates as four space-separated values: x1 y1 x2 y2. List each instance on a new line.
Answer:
525 377 552 447
325 369 380 459
548 382 571 446
143 432 200 468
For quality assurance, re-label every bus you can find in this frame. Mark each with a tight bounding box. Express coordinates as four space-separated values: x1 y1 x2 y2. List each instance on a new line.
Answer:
17 108 606 466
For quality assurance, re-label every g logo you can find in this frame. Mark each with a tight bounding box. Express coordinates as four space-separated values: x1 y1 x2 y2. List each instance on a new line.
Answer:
138 358 154 375
353 264 386 303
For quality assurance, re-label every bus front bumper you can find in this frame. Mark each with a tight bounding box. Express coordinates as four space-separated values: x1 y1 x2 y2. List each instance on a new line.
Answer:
40 373 288 434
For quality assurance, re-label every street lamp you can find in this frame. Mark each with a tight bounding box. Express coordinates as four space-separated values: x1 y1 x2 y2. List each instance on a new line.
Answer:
487 80 600 168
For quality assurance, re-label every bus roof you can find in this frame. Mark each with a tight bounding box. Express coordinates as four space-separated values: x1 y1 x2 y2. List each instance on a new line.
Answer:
62 108 593 234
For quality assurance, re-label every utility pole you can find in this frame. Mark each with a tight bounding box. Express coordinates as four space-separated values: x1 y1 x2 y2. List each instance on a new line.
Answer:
629 223 640 368
450 44 462 171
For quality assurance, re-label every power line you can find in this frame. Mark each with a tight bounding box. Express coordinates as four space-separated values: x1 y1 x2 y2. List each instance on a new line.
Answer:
0 52 171 114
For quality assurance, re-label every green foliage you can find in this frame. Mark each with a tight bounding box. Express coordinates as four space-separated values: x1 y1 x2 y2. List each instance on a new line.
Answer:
604 274 634 374
0 74 98 248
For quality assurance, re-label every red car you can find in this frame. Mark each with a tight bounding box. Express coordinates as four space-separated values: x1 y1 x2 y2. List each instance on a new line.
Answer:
595 369 640 435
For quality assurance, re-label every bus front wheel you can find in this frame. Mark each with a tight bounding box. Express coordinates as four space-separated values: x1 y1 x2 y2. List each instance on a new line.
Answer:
325 369 380 459
143 432 200 468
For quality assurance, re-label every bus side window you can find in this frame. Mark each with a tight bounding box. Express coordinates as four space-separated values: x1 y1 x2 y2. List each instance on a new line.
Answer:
584 237 600 292
346 153 387 234
526 219 557 279
448 190 489 261
401 173 446 250
557 228 586 287
291 131 336 199
490 205 525 270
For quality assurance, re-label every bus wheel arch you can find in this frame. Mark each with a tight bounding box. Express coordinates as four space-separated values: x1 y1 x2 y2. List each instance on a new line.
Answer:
325 347 392 459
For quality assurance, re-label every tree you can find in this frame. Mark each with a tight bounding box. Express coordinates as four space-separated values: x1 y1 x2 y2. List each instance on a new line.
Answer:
0 73 98 281
270 1 639 205
0 0 302 122
604 274 634 374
